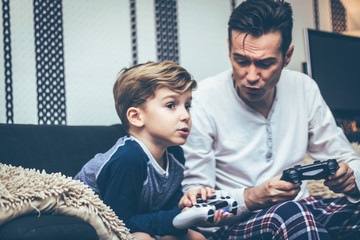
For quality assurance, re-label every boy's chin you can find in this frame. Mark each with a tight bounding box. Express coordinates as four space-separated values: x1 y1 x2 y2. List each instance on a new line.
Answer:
169 138 187 146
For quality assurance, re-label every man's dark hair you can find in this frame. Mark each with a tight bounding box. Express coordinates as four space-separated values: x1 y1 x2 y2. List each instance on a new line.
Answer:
228 0 293 56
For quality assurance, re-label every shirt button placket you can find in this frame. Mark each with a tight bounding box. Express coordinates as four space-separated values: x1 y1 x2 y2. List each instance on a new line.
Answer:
266 120 273 161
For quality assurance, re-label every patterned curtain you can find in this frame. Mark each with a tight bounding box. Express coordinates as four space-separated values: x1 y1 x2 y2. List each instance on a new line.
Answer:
2 0 13 124
33 0 66 125
154 0 179 63
330 0 347 33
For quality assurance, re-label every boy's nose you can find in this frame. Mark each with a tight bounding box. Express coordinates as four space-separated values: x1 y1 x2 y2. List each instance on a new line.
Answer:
180 109 190 122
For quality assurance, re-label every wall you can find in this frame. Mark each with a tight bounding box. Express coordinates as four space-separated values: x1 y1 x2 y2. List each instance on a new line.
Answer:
0 0 343 125
341 0 360 36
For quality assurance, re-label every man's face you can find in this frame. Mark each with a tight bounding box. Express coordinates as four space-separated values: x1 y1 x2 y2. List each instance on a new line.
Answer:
228 30 293 111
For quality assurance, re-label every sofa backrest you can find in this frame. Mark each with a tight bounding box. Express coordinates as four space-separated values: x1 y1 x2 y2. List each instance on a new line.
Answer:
0 124 126 177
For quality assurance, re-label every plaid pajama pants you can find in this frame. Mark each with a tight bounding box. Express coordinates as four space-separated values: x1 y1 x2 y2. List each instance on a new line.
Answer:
218 196 360 240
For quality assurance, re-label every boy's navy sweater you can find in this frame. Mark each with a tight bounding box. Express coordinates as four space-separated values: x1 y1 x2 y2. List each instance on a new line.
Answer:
75 136 187 237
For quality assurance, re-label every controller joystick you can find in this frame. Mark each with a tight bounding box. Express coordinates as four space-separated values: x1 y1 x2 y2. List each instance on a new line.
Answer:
281 159 339 184
173 193 238 229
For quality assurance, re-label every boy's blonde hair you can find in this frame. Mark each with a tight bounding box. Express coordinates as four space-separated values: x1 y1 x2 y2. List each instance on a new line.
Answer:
113 61 197 132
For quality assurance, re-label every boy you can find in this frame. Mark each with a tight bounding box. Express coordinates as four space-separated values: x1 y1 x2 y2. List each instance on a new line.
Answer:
75 61 210 240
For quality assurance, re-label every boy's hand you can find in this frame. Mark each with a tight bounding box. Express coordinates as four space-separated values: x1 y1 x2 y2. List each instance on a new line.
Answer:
245 175 301 211
194 208 230 227
214 208 230 224
325 162 360 198
179 187 215 208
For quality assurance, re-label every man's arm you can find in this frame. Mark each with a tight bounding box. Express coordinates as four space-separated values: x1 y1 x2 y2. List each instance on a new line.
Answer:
244 175 302 211
306 80 360 201
182 94 301 212
325 162 360 199
182 104 217 192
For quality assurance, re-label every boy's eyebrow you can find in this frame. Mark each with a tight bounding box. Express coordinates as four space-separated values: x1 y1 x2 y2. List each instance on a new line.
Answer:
161 92 179 98
161 93 192 101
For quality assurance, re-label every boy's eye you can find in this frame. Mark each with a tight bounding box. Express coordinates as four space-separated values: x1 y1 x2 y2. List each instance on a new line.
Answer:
185 103 191 110
166 103 175 109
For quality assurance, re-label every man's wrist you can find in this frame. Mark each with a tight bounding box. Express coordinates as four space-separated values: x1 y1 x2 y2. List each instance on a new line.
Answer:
244 187 257 211
345 185 360 202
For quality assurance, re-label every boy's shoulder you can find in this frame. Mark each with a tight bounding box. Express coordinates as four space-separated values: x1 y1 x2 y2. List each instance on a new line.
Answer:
108 136 149 167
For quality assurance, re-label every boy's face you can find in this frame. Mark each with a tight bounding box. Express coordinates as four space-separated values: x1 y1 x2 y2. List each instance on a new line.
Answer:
140 87 192 148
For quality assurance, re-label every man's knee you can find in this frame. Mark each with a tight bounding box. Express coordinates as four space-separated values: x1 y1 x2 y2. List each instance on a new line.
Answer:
268 201 310 222
260 201 329 239
261 201 316 231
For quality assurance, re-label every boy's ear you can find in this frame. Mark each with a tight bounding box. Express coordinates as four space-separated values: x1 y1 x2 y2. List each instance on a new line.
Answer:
127 107 144 128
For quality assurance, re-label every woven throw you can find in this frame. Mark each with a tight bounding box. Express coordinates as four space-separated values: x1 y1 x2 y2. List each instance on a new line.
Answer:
0 163 134 240
305 142 360 198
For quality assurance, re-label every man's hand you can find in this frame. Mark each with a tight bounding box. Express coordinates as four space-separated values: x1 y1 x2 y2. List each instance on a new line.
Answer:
325 162 360 198
245 175 301 211
179 187 215 208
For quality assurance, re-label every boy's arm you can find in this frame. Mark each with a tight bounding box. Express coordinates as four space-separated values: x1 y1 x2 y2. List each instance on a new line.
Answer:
97 154 187 237
164 181 186 209
124 208 186 236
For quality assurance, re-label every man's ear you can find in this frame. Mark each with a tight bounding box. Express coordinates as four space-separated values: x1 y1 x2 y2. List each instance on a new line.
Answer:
283 45 294 67
227 38 231 58
127 107 144 128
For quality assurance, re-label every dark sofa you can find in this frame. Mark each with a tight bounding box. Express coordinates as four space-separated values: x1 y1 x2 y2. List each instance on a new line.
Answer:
0 123 127 240
1 123 359 240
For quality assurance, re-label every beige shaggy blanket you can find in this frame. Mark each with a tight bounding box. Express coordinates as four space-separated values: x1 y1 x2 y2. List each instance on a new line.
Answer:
305 142 360 198
0 163 134 240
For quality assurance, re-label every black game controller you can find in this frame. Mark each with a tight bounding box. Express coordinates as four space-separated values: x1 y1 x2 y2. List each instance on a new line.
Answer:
281 159 339 184
172 193 238 229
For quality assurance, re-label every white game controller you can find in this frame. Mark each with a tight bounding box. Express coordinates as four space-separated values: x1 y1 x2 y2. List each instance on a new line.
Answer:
173 194 238 229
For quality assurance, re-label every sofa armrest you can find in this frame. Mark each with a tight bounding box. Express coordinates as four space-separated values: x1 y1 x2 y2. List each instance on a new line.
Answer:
0 124 126 177
0 215 98 240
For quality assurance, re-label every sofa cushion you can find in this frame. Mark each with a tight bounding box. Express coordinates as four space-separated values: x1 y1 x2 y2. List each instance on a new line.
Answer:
0 124 126 177
0 215 98 240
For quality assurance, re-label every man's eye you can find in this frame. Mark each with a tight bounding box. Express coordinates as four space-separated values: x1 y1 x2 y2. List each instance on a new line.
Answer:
236 60 250 66
257 62 273 69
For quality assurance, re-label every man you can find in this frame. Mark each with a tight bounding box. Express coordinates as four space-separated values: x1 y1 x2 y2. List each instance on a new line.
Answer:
181 0 360 239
